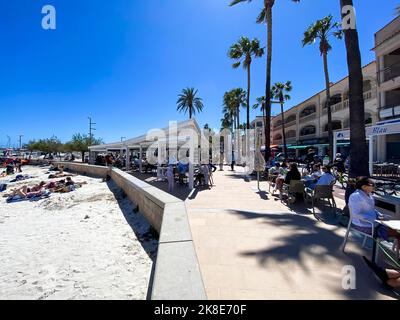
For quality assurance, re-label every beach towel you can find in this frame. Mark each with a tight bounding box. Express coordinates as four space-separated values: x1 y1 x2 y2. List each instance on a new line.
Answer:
6 191 51 203
10 175 32 183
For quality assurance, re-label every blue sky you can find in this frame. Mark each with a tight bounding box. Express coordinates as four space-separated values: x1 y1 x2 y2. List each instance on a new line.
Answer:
0 0 398 147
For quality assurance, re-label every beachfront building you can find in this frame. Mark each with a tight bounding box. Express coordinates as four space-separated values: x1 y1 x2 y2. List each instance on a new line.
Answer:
270 61 378 160
88 119 203 189
374 15 400 161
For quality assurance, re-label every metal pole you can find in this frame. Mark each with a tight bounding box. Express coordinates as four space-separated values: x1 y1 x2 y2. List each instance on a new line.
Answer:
88 117 96 146
19 135 23 150
369 136 374 177
257 172 260 190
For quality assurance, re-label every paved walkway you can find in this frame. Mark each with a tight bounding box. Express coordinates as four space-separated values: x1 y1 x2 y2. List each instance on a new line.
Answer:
185 166 397 300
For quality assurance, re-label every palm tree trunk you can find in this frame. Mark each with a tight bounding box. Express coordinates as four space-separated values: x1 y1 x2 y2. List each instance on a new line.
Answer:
264 3 273 162
280 102 288 160
236 106 240 131
189 107 192 119
340 0 369 178
247 65 251 130
323 52 334 162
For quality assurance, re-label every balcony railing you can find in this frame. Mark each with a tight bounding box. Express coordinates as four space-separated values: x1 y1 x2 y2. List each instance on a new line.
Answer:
322 90 374 114
378 60 400 84
299 113 316 123
299 133 316 139
285 120 296 127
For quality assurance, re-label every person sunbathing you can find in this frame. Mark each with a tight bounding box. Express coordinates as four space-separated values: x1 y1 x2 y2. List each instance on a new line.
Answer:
48 173 75 179
6 186 48 201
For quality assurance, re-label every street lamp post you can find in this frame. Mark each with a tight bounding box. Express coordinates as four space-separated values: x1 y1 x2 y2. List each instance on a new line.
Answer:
19 135 24 150
88 117 96 146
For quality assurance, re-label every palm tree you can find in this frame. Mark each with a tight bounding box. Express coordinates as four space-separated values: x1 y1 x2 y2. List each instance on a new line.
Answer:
340 0 369 178
230 0 300 162
253 96 266 117
221 113 233 131
223 88 247 130
271 81 292 160
302 15 342 161
176 87 204 119
229 37 264 130
253 96 267 145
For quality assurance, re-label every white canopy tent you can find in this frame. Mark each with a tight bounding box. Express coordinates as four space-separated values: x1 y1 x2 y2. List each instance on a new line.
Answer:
334 119 400 175
89 119 202 189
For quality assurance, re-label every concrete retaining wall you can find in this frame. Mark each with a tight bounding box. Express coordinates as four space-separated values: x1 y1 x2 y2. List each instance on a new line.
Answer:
49 162 206 300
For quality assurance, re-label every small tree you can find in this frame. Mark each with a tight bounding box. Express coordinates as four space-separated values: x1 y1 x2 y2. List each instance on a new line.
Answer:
67 133 103 162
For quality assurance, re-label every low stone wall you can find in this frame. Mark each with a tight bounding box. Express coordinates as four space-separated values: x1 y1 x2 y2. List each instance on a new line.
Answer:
57 162 109 179
50 162 206 300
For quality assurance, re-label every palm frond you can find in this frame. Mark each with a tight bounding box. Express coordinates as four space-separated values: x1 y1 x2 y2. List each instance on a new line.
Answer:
229 0 252 7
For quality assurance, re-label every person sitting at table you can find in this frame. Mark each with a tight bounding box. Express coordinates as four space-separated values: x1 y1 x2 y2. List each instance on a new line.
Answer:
268 162 284 177
284 163 301 185
311 164 322 180
272 163 287 195
278 163 302 201
348 177 400 243
314 165 335 187
302 170 314 188
274 163 300 196
362 256 400 289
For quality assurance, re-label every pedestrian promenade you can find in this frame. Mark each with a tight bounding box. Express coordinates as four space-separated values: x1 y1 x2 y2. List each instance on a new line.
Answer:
185 166 397 300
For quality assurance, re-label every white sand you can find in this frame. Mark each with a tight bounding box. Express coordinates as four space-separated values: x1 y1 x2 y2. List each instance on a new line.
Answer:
0 166 157 300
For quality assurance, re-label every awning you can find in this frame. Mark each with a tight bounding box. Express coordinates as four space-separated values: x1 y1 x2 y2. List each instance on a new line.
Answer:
287 143 350 150
287 145 310 150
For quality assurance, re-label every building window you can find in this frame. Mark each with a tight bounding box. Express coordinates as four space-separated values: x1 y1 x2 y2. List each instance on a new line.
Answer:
286 130 296 139
274 134 282 141
300 105 316 118
300 125 316 136
285 115 296 123
274 120 283 128
323 94 342 108
363 80 372 92
323 120 342 132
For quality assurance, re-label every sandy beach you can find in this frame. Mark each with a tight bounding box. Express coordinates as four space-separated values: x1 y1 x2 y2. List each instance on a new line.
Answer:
0 165 157 300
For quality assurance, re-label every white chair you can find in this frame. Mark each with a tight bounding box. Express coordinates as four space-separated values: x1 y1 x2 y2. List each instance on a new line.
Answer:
342 207 380 262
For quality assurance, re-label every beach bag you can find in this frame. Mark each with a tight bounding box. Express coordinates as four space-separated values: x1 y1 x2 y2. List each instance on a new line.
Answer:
0 183 7 192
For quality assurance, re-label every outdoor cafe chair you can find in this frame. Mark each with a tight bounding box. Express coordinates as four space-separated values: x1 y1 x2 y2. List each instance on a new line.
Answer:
305 184 337 218
281 180 306 204
342 206 380 262
268 173 279 193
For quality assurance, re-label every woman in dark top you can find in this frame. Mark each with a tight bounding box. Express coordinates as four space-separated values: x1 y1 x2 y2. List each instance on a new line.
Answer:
284 163 301 185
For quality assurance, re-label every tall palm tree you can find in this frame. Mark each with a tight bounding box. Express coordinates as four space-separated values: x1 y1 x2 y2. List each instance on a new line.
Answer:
340 0 369 178
176 87 204 119
229 37 264 130
253 96 266 129
302 15 342 161
271 81 292 160
221 113 233 131
223 88 247 130
230 0 300 162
